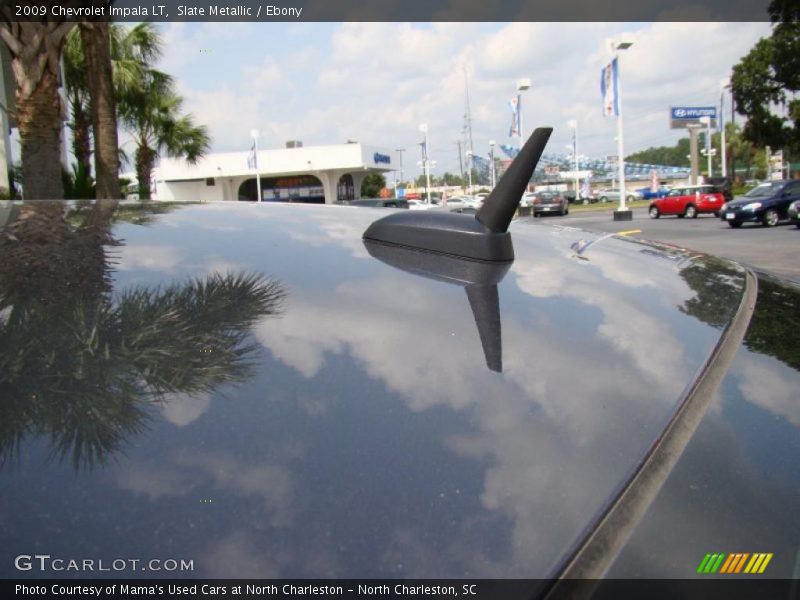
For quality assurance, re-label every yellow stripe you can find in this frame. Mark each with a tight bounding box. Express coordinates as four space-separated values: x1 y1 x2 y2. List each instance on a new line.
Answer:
735 553 750 573
749 554 766 573
744 554 759 573
616 229 641 237
720 554 736 574
758 553 773 574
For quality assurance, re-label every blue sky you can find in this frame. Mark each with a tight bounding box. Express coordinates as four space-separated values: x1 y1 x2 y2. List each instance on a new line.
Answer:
141 21 773 177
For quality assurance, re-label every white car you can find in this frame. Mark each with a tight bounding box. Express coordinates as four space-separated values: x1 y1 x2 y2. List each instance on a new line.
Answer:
408 200 436 210
595 188 644 203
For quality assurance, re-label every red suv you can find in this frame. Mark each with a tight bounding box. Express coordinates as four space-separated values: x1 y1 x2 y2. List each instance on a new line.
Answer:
649 185 725 219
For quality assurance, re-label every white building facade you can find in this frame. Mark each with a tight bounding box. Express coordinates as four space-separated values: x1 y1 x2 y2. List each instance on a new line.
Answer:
154 143 398 204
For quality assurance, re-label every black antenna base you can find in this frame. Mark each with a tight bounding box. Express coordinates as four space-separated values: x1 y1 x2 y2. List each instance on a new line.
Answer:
363 211 513 262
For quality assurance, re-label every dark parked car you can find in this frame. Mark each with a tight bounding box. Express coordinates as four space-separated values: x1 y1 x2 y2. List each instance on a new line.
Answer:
789 199 799 228
1 130 798 597
719 179 800 227
532 190 569 216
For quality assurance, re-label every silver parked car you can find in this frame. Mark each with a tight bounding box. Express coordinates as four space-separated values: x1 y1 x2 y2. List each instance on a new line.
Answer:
596 187 644 203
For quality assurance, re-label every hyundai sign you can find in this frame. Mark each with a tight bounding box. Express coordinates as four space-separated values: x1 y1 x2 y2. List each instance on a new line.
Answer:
670 106 717 129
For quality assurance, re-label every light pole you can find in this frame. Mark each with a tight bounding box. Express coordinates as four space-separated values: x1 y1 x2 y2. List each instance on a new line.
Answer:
567 119 579 201
699 115 713 178
465 150 473 195
419 124 432 204
606 35 634 221
395 147 405 198
250 129 262 202
489 140 496 189
516 78 531 150
720 77 730 178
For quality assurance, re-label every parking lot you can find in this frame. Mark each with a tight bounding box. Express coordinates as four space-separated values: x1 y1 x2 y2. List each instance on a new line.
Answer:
530 207 800 284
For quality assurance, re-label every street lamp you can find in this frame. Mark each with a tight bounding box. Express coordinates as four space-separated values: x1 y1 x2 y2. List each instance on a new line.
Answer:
720 77 731 178
419 124 432 204
567 119 579 202
489 140 496 189
606 34 634 221
516 78 531 150
699 116 713 178
250 129 262 203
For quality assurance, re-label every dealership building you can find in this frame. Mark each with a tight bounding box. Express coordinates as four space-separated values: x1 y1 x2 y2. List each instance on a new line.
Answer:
154 142 398 204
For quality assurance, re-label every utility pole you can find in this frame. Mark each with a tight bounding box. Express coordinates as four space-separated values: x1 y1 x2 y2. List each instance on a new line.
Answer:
456 140 465 191
464 64 474 158
395 147 405 198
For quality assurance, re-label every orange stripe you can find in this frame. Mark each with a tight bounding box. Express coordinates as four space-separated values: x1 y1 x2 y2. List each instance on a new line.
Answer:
758 553 773 574
728 552 742 574
727 553 740 573
735 553 750 573
720 554 736 574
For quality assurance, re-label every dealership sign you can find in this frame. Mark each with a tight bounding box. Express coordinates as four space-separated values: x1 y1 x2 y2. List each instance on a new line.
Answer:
670 106 717 129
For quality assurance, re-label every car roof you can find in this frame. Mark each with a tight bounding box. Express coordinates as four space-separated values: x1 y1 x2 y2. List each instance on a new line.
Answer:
1 200 798 580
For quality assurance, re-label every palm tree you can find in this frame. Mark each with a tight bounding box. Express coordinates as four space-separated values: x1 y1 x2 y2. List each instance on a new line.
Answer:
0 201 286 468
64 23 162 198
0 20 75 199
80 22 121 199
120 70 211 199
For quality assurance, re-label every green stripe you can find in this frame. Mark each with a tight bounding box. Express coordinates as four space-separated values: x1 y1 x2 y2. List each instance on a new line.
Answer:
710 553 726 574
697 554 712 573
704 554 719 573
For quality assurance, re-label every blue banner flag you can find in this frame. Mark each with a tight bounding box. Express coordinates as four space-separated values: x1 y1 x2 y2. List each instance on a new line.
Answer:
601 58 619 117
419 139 428 162
471 154 491 179
508 94 521 137
581 174 591 200
247 143 256 169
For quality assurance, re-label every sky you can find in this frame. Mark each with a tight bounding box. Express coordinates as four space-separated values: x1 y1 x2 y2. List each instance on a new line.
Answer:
147 21 772 178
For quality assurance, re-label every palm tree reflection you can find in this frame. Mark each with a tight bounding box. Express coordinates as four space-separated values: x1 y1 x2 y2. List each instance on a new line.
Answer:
0 201 285 469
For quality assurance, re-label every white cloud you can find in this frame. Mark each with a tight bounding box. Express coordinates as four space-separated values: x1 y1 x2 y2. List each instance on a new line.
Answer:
113 243 182 272
737 356 800 426
160 391 212 427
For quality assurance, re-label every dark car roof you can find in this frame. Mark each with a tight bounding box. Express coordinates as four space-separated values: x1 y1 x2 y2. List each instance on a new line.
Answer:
1 200 798 581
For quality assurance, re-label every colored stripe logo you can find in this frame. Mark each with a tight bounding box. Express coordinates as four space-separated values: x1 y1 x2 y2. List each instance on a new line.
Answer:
696 553 773 574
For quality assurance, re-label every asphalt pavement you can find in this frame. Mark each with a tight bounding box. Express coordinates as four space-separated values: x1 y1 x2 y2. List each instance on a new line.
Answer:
530 207 800 284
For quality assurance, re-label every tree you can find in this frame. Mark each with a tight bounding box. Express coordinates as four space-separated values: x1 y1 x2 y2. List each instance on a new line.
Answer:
0 20 75 199
63 23 162 195
79 22 121 199
119 71 210 199
360 172 386 198
440 172 464 187
627 138 691 168
731 1 800 159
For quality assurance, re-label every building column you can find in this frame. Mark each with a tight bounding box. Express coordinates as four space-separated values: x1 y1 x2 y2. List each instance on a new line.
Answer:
315 169 351 204
350 171 368 199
